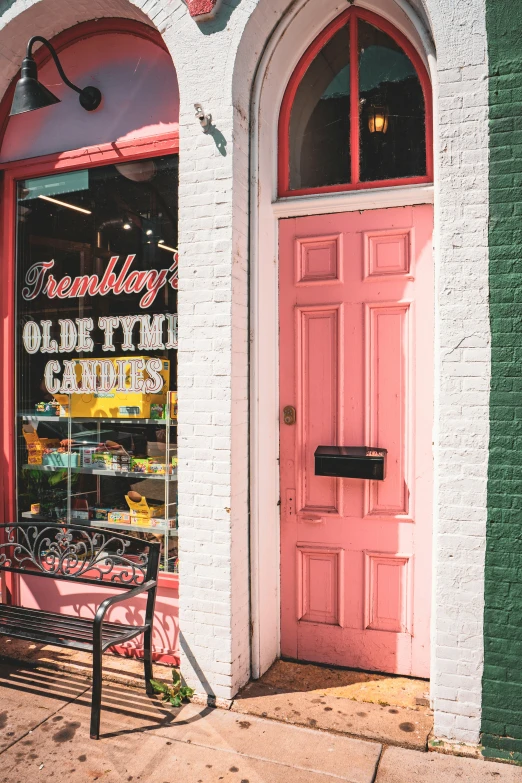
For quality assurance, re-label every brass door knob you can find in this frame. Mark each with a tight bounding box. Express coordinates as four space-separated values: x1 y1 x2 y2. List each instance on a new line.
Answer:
283 406 296 425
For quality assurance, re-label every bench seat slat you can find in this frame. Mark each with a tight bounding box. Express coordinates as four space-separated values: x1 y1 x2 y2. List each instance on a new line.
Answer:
0 604 148 652
1 616 108 644
0 606 113 640
0 604 143 636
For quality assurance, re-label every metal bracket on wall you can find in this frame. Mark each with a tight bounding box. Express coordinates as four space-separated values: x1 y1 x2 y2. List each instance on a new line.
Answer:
194 103 212 132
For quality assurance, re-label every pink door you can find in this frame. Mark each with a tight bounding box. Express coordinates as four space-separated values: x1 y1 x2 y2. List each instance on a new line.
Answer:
279 205 433 677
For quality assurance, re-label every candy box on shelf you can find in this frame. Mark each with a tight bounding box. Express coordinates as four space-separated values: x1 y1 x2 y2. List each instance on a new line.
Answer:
129 505 164 522
146 518 177 529
109 454 131 471
92 452 112 469
147 395 176 421
148 459 166 474
108 511 131 525
35 401 59 416
23 426 39 445
22 425 60 465
81 448 97 467
42 451 79 467
131 517 176 530
125 492 165 520
26 444 43 465
130 458 150 473
133 517 157 528
42 451 58 466
92 507 112 521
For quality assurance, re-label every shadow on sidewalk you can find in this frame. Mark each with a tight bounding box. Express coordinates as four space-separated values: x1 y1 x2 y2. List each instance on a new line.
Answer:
0 661 209 738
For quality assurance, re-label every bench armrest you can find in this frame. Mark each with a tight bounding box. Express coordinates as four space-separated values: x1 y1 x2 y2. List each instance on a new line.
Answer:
93 580 157 635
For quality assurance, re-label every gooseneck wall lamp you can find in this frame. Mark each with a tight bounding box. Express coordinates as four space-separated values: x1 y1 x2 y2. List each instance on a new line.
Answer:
10 36 102 116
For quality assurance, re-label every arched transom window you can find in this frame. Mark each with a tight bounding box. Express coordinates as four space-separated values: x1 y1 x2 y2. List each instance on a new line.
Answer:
279 8 432 196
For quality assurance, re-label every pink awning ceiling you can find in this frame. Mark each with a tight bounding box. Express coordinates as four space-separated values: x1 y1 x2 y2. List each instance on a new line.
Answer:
0 33 179 163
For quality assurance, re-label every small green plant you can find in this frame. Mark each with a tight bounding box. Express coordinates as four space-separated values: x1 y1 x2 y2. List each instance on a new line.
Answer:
150 669 194 707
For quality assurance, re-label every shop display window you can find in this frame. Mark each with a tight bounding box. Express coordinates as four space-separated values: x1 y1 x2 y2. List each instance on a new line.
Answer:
15 154 179 573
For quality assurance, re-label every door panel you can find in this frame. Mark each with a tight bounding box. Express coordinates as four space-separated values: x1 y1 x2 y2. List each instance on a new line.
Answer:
297 545 342 625
297 306 340 513
279 205 433 677
365 303 410 518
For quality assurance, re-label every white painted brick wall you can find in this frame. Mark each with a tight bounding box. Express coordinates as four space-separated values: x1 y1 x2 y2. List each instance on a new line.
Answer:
0 0 491 736
427 0 490 743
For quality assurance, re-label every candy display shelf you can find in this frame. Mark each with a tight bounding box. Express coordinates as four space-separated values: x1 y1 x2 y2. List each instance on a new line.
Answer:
19 401 178 573
20 413 176 426
90 519 178 536
22 464 178 480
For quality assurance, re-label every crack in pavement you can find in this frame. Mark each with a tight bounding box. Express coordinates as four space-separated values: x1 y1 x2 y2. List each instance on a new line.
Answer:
134 725 383 783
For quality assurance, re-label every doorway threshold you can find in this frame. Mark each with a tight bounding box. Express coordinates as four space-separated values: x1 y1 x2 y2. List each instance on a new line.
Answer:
230 659 433 751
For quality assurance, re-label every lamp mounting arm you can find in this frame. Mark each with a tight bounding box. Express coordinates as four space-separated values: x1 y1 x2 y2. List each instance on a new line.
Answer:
25 35 102 111
27 36 80 95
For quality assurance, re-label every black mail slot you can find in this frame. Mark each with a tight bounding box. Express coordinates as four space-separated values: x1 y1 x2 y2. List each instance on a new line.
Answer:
314 446 387 480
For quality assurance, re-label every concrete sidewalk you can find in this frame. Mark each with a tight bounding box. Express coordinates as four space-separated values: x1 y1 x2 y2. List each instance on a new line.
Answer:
0 662 521 783
0 638 435 751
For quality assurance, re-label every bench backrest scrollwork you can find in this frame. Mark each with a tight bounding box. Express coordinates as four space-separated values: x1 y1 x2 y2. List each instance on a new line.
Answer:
0 523 160 589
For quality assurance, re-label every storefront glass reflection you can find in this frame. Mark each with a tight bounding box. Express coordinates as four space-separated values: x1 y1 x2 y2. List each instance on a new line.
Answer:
16 155 179 572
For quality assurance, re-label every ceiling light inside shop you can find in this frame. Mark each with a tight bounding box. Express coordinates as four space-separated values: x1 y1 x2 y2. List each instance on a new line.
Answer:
38 195 92 214
157 241 177 253
123 222 132 230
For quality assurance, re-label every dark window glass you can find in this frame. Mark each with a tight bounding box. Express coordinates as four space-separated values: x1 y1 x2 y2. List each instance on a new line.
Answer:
289 25 350 190
16 155 179 573
358 20 426 182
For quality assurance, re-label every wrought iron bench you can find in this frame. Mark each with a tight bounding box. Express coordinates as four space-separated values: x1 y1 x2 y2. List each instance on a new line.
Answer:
0 523 160 739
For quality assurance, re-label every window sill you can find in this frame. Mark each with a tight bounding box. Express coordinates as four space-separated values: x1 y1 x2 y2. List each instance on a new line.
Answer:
272 181 434 218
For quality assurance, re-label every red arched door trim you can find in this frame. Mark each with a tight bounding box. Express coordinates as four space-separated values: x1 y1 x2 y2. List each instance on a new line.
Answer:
278 6 433 197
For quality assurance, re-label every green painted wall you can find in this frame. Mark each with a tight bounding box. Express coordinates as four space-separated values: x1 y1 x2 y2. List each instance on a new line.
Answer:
483 0 522 764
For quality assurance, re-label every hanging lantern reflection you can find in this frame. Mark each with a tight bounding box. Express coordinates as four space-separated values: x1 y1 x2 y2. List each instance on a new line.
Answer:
368 104 389 134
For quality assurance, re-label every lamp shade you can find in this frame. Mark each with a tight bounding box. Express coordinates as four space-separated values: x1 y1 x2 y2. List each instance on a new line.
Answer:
9 56 60 116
